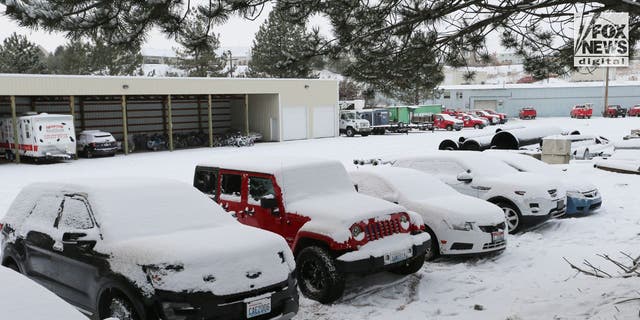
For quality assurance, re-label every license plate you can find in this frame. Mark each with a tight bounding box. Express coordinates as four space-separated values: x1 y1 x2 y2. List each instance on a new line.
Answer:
557 200 565 209
246 297 271 318
384 248 412 265
492 231 505 243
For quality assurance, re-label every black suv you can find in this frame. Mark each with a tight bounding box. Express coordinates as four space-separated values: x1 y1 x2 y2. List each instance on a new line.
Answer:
1 179 298 320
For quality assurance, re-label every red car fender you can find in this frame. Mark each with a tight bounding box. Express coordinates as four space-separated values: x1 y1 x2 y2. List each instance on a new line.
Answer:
292 230 352 254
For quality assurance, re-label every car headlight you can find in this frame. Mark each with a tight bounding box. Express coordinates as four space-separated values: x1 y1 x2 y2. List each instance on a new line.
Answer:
351 225 365 241
448 221 475 231
399 214 410 230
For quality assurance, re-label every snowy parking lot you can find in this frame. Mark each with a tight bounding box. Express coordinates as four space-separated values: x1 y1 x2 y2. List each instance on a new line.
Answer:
1 117 640 320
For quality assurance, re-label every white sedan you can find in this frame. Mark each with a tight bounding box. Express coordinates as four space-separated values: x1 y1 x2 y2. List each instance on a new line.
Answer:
0 266 86 319
350 166 506 259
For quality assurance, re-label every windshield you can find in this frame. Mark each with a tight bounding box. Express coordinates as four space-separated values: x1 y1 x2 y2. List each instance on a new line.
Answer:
385 172 456 200
341 112 356 120
461 156 519 176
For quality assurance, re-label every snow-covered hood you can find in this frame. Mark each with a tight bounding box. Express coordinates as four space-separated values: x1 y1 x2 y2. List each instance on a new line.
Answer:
478 172 563 197
103 225 294 296
290 193 411 242
560 175 598 193
408 195 504 225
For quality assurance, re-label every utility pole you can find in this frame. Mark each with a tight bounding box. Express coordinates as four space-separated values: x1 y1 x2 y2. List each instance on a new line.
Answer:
603 66 610 114
227 50 234 78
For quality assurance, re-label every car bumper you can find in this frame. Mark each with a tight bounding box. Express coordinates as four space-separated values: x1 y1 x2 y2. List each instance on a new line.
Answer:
521 197 565 218
439 227 507 256
87 147 118 155
358 127 372 133
566 196 602 215
335 232 430 273
152 274 299 320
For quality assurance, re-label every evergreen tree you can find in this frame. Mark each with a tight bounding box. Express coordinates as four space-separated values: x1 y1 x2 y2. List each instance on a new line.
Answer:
47 40 93 75
173 13 227 77
90 38 143 76
46 37 142 76
248 9 321 78
0 33 48 74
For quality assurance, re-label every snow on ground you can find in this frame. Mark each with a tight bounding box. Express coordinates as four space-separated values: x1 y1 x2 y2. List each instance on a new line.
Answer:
1 117 640 319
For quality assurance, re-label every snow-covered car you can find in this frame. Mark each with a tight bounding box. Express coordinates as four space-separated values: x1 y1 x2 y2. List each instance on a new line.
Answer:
391 151 566 234
484 151 602 215
77 130 118 158
472 110 500 125
628 105 640 117
484 109 508 124
194 158 430 303
1 179 298 320
349 166 507 259
0 266 86 319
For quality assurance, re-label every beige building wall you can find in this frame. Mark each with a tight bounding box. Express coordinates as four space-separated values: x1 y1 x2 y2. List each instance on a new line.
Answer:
0 75 339 142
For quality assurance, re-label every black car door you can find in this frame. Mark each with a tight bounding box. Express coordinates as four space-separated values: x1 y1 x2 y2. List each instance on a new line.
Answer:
21 195 64 291
48 194 103 311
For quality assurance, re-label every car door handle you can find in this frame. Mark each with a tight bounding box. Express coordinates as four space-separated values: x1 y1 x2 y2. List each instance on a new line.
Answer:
245 208 255 216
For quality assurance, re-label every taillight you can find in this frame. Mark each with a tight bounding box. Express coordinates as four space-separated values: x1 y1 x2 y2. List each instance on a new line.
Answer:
0 223 3 232
90 142 96 147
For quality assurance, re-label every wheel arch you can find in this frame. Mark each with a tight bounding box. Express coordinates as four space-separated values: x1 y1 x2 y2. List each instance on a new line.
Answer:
96 274 149 320
487 196 521 213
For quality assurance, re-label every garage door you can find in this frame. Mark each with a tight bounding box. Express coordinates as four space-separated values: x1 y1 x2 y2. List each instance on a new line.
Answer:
474 100 498 110
282 106 307 140
312 106 336 138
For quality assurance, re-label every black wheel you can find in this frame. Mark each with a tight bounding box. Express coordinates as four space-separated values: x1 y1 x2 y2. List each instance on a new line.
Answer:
5 151 14 161
423 227 439 261
446 125 453 131
455 127 462 131
361 132 370 137
587 116 591 119
296 246 345 304
497 202 523 234
474 124 480 129
389 253 426 275
345 128 355 137
86 149 92 158
98 289 144 320
3 259 21 273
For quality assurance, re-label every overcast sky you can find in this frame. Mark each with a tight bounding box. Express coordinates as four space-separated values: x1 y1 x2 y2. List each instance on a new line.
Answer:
0 6 270 56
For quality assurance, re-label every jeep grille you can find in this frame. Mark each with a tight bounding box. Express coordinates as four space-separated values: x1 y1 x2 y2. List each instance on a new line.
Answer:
364 218 404 241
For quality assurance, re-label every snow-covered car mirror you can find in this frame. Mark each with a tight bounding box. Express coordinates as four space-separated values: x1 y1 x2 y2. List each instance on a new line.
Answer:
456 172 473 183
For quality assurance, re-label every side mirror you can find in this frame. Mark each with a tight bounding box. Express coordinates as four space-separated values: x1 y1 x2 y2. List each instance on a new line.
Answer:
457 172 473 183
260 198 278 209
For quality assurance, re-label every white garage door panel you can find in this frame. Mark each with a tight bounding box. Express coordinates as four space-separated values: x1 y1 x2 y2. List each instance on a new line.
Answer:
474 100 498 110
282 106 307 140
313 106 336 138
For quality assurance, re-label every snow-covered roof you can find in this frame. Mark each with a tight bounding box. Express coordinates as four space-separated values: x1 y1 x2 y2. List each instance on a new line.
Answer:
439 80 640 91
4 178 236 242
198 156 335 176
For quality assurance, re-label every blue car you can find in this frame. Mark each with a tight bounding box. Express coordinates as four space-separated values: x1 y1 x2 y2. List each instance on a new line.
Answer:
566 189 602 215
485 151 603 216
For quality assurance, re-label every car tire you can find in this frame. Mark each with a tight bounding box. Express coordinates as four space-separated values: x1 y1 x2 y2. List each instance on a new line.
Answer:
474 124 480 129
296 246 345 304
97 287 146 320
389 253 426 275
497 202 523 234
423 227 440 261
361 132 370 137
587 116 591 119
345 128 355 137
446 125 453 131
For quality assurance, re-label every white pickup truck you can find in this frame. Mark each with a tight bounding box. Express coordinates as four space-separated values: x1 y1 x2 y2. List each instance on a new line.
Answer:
339 110 371 137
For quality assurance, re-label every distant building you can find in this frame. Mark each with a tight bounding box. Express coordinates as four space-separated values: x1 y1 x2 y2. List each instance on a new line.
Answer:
434 81 640 117
497 53 524 65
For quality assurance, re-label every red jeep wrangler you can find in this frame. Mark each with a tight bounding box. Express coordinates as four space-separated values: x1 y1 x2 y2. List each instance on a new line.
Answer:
519 107 537 119
194 158 430 303
603 105 627 118
570 104 593 119
629 105 640 117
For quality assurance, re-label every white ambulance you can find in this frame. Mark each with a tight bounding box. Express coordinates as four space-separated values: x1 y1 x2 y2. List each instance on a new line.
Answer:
0 113 76 161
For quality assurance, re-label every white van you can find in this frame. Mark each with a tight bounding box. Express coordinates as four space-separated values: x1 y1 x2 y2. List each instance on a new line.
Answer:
0 113 76 161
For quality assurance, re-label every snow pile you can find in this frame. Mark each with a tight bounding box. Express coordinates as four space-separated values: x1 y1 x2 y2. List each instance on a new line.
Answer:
337 232 430 262
0 267 86 319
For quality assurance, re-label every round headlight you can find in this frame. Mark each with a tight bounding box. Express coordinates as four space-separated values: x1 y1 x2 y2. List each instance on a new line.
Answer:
351 225 365 241
399 214 410 230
